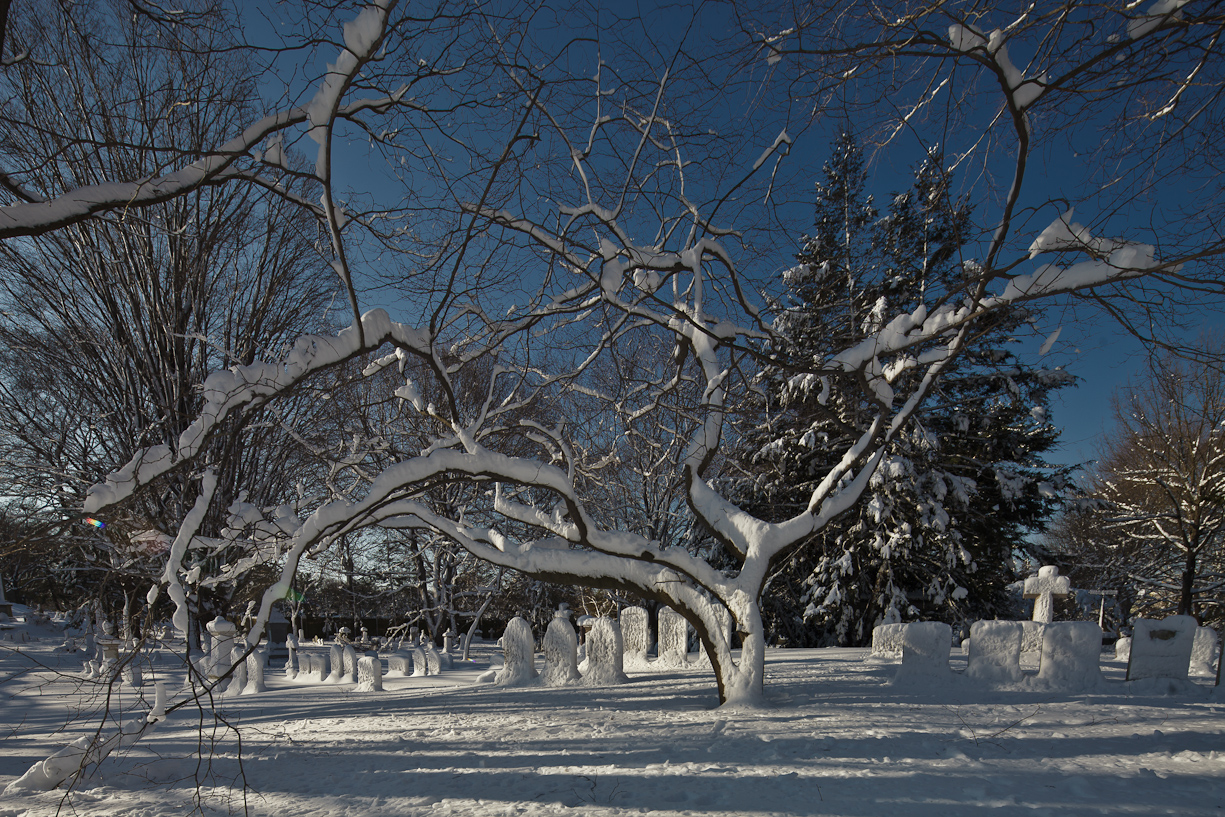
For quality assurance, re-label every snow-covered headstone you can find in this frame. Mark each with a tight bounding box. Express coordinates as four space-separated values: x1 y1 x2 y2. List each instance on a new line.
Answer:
243 649 266 694
1023 565 1071 623
327 644 345 682
1035 621 1102 691
356 656 383 692
657 608 689 668
1114 636 1132 662
285 633 299 679
1127 616 1197 682
965 621 1023 685
205 617 237 682
496 616 538 686
387 652 411 676
411 645 428 677
892 622 953 684
582 618 628 686
542 613 581 686
425 643 442 675
1190 626 1219 677
342 644 359 682
870 623 906 660
1020 621 1046 661
620 606 652 666
226 645 248 696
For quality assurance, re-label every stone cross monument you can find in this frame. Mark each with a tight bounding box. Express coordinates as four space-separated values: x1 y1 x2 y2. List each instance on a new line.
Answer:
1023 565 1071 623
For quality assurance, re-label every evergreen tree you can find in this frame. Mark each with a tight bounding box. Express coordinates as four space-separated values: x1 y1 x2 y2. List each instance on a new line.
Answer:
734 133 1073 646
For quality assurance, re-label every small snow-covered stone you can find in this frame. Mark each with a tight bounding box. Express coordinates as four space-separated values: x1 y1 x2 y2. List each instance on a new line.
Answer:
341 644 358 683
243 650 266 694
327 645 345 683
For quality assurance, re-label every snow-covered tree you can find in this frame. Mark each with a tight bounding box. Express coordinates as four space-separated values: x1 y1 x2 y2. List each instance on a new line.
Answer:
734 134 1073 646
1090 350 1225 626
5 2 1222 729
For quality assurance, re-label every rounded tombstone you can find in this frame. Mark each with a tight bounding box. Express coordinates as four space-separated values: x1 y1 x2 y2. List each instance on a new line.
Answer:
496 616 539 687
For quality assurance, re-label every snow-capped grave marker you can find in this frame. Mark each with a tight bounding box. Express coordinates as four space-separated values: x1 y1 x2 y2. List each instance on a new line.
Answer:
892 622 953 684
387 652 411 676
965 620 1023 685
244 649 266 694
620 606 652 666
542 610 581 686
342 644 359 682
1190 627 1218 677
425 642 445 674
1127 616 1198 682
327 644 346 682
582 618 628 686
1114 636 1131 662
205 617 237 682
356 656 383 692
285 633 299 679
657 608 689 668
870 623 906 660
1023 565 1071 623
496 616 538 686
411 645 428 677
308 653 328 682
1035 621 1102 691
226 645 248 696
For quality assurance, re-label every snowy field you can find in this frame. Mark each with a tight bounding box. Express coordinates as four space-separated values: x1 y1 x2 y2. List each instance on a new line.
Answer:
2 611 1224 817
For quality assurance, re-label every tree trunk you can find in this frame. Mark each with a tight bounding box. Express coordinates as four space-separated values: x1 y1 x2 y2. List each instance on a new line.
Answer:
1180 549 1197 619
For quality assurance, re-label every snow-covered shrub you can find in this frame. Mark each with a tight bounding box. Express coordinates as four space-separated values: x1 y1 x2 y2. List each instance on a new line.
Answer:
965 621 1023 685
582 618 628 686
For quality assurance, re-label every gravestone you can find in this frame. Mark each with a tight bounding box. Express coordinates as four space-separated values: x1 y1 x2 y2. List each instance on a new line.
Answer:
1127 615 1197 682
1190 626 1219 677
620 606 652 666
425 643 443 674
387 653 412 676
542 613 582 686
411 646 428 677
870 623 906 659
657 608 689 668
1035 621 1103 691
227 645 248 696
244 649 266 694
892 621 953 684
965 620 1023 685
496 616 538 686
356 656 383 692
327 644 345 683
285 633 299 679
342 644 359 682
1023 565 1071 623
1114 636 1132 662
582 618 628 686
206 618 237 682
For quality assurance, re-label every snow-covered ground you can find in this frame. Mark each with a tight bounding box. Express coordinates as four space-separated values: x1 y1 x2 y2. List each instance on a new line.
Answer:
2 608 1223 817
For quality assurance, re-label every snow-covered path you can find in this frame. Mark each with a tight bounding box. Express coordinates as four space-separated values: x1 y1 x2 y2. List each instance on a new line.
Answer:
2 635 1223 816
